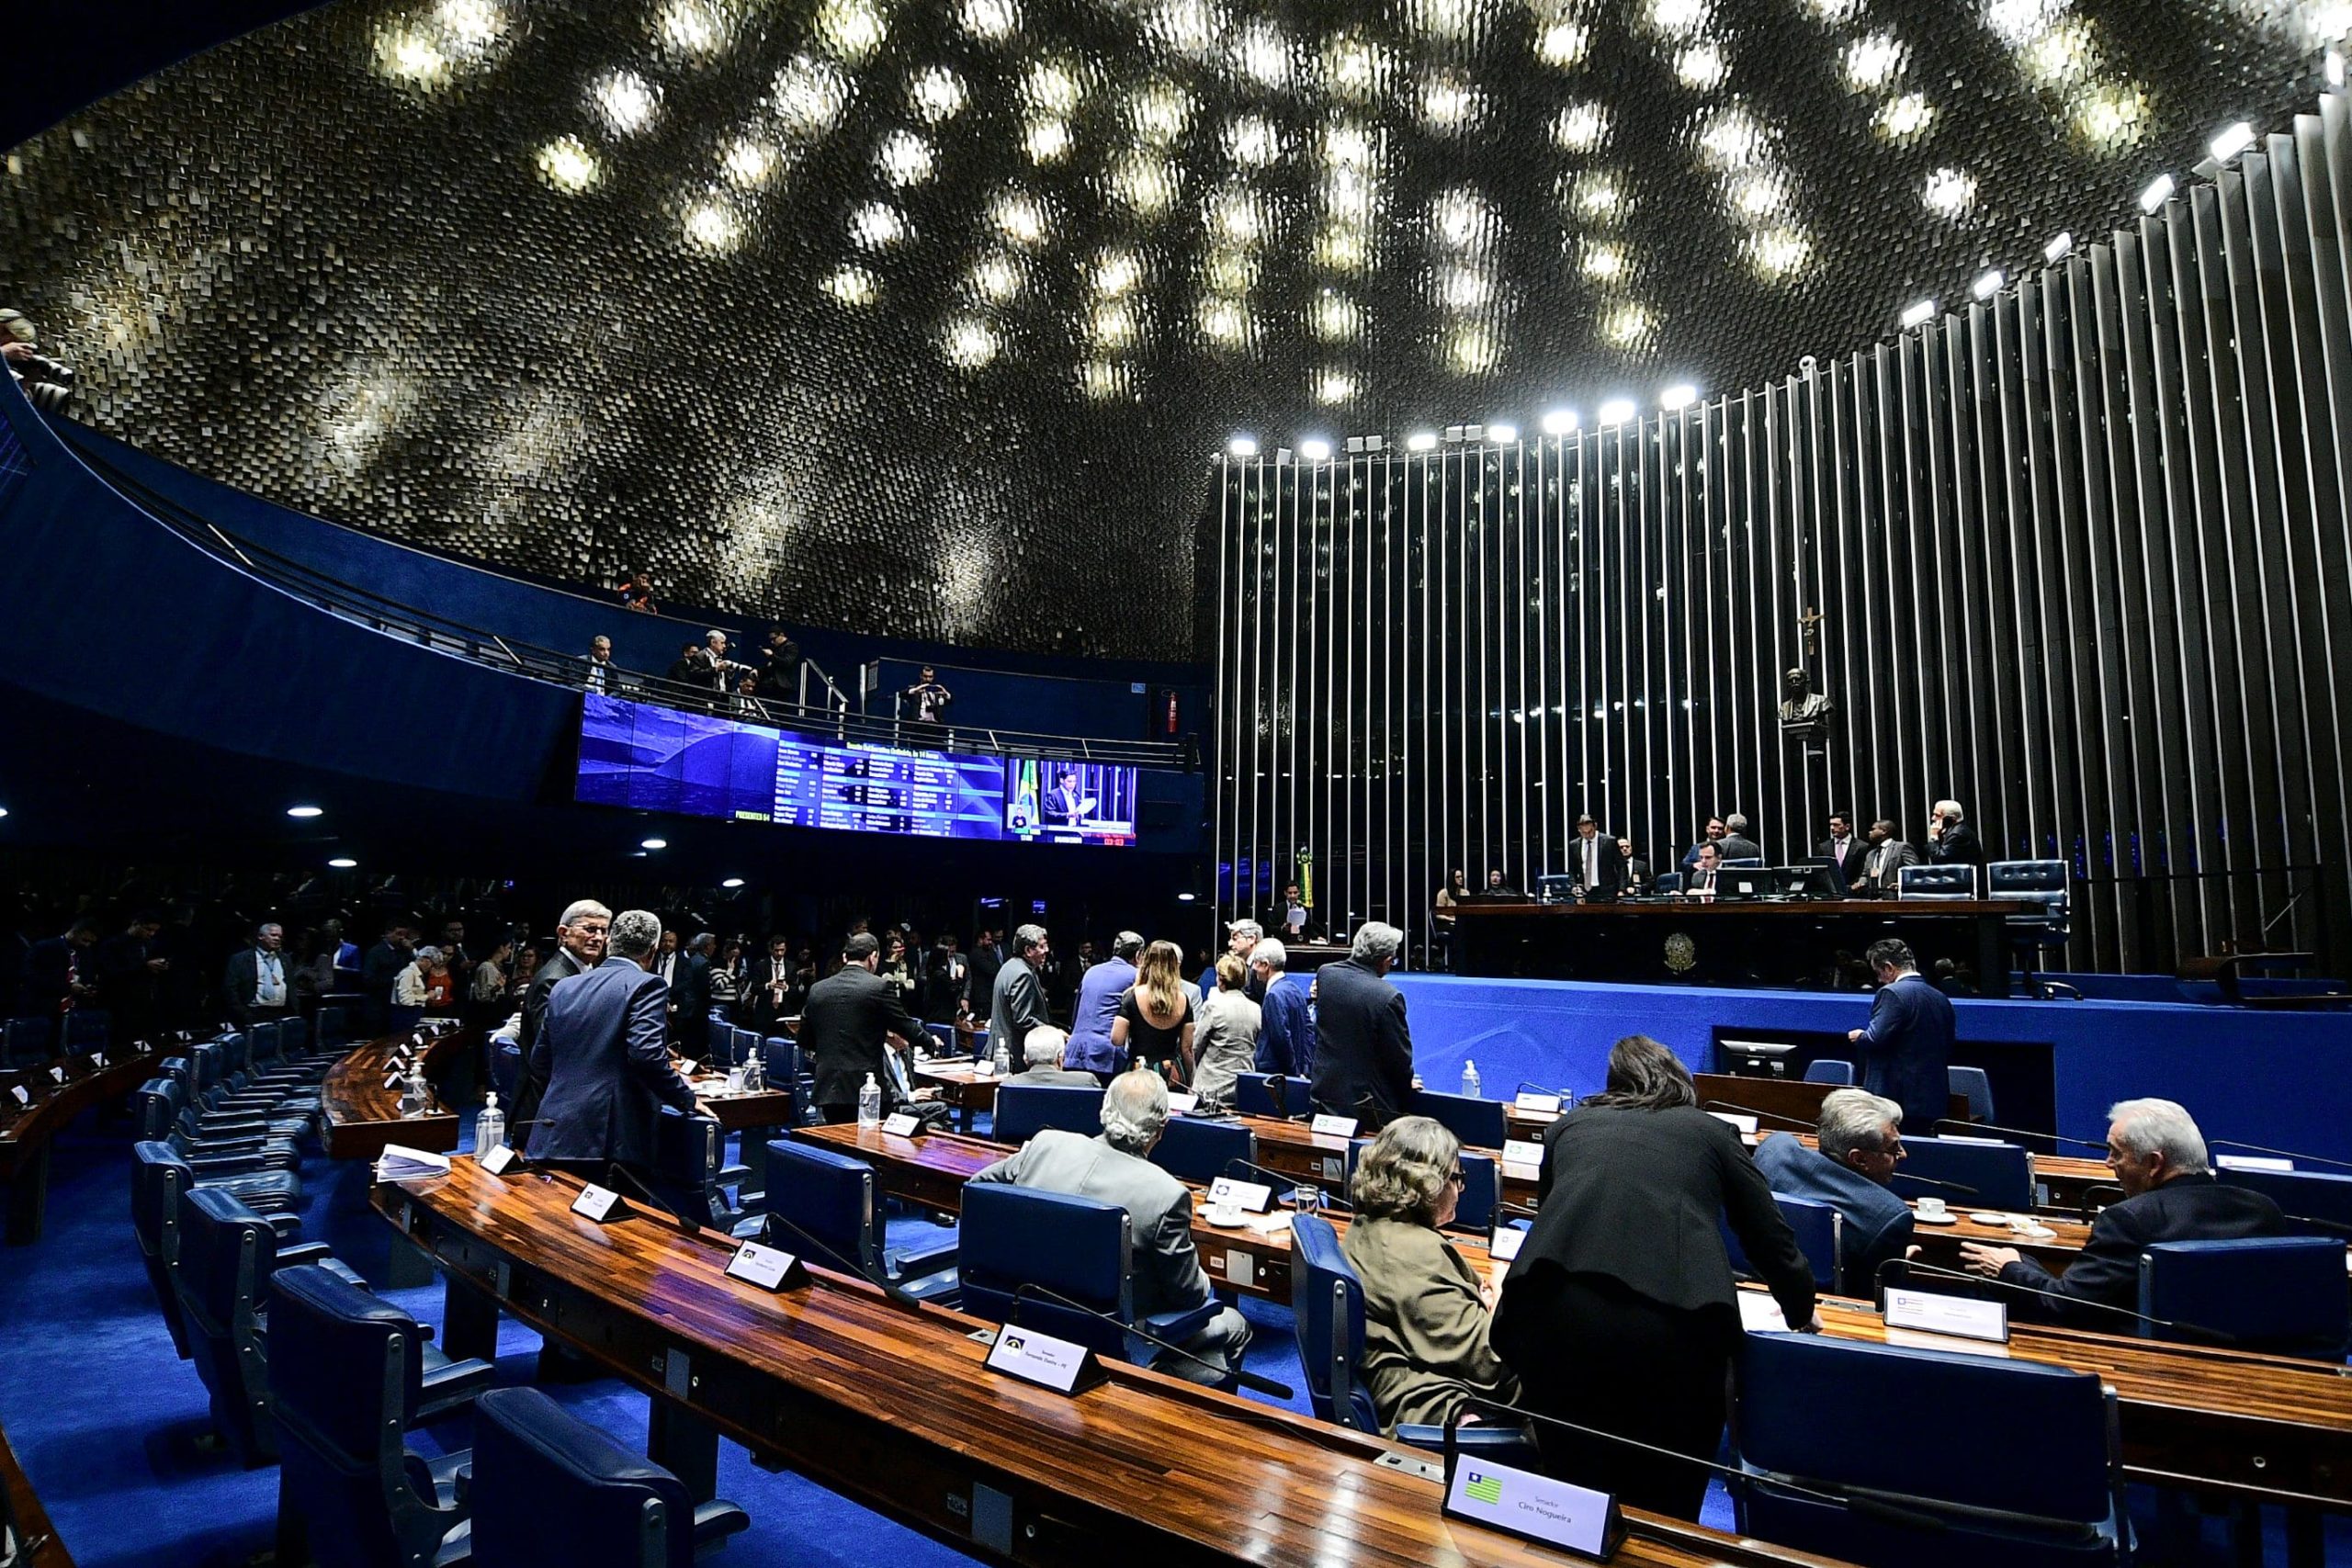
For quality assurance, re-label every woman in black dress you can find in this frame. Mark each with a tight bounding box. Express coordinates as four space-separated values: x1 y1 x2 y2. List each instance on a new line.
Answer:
1110 939 1195 1085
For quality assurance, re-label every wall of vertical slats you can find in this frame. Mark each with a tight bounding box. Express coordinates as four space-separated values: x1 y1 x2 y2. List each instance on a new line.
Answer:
1209 91 2352 977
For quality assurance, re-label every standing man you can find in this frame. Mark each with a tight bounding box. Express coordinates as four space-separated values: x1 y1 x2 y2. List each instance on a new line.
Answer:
21 919 99 1018
1819 813 1863 884
222 922 291 1031
988 924 1051 1066
1926 799 1984 886
97 912 170 1045
1312 921 1414 1129
1570 815 1625 902
513 899 612 1130
1845 939 1952 1133
1199 919 1262 999
584 635 617 694
1857 819 1920 894
901 665 955 743
526 909 700 1175
756 627 802 705
672 933 715 1059
1250 939 1317 1084
923 933 969 1022
1680 818 1728 873
1753 1089 1915 1290
1069 931 1142 1077
1718 814 1762 863
747 935 797 1033
803 932 950 1126
967 929 1003 1016
360 920 413 1033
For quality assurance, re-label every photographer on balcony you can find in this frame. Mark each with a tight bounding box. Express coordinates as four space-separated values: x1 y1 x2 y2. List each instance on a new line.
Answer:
0 310 73 412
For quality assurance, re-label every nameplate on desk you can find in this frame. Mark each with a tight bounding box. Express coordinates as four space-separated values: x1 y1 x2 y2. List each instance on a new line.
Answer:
1311 1114 1359 1138
677 1059 698 1078
90 1054 106 1068
1166 1092 1198 1114
724 1240 808 1292
880 1111 923 1138
1443 1454 1623 1561
1883 1287 2009 1345
983 1325 1103 1395
2217 1154 2294 1172
1938 1134 2005 1145
1489 1224 1526 1262
1501 1138 1546 1168
9 1085 28 1106
1708 1111 1758 1135
478 1144 520 1176
972 1060 996 1078
570 1185 628 1224
49 1066 67 1084
1207 1177 1273 1213
1513 1092 1562 1114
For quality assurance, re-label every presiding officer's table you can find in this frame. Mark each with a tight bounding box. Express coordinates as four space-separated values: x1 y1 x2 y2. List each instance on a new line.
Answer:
1453 899 2021 996
379 1156 1857 1568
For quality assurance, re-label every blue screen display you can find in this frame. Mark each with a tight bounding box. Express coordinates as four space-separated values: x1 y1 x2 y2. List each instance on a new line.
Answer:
575 694 1140 846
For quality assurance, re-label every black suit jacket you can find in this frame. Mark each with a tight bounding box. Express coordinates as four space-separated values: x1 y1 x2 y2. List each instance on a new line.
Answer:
745 958 797 1033
1855 976 1953 1131
1566 833 1624 897
1999 1174 2287 1329
1310 956 1414 1128
802 964 926 1111
670 953 712 1048
1928 820 1984 869
1818 835 1865 879
513 945 587 1127
1495 1104 1817 1345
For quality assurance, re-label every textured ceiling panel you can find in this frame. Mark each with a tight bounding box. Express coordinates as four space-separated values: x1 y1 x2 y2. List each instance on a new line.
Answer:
0 0 2335 659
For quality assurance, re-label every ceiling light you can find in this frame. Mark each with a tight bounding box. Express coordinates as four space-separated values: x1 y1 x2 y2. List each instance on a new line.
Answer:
1598 398 1636 425
721 137 777 186
1313 369 1357 404
1299 438 1332 461
722 877 746 888
2208 121 2255 163
1901 299 1937 328
2044 231 2074 263
944 319 1001 368
959 0 1018 39
682 198 742 254
876 130 934 185
1176 891 1198 903
1542 408 1579 434
328 857 357 869
816 0 888 60
1406 431 1439 452
1552 103 1608 152
910 66 967 121
1922 167 1976 216
536 136 599 193
1971 267 2004 299
1227 434 1259 457
0 807 11 819
821 265 878 306
2330 51 2346 88
286 805 324 818
591 70 659 135
1023 119 1071 164
1486 423 1518 443
2139 173 2175 212
1659 384 1697 411
1535 20 1589 66
1674 45 1727 90
850 203 905 249
641 837 668 850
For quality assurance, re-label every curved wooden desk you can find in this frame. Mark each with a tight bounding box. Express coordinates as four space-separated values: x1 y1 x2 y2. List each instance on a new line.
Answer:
378 1157 1850 1568
0 1042 166 1244
1 1416 74 1565
321 1029 471 1161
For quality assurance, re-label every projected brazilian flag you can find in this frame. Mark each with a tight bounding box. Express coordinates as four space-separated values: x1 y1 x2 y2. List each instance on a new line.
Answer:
1464 1473 1503 1506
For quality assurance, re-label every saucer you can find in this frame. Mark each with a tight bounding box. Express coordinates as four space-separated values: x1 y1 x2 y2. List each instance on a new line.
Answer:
1913 1212 1959 1225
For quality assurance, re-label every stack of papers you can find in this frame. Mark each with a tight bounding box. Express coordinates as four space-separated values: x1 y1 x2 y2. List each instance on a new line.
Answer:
375 1144 453 1183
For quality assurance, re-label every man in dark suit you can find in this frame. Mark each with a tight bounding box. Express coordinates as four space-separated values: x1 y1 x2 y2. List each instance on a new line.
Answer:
988 925 1051 1065
1856 819 1919 893
359 920 413 1033
967 930 1003 1014
512 898 611 1130
1311 920 1414 1128
1962 1098 2289 1331
1568 815 1624 901
1926 798 1984 882
1818 812 1864 883
1717 813 1762 863
1679 817 1728 873
923 934 970 1022
221 922 292 1030
1753 1089 1915 1292
670 932 714 1058
1845 938 1952 1131
745 935 797 1033
526 908 700 1172
20 919 98 1017
803 932 949 1124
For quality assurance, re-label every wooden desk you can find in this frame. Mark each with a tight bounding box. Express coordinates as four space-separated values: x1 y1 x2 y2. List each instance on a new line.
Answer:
0 1043 164 1244
1690 1076 1973 1135
910 1058 999 1134
1 1416 74 1565
1453 900 2021 997
320 1030 471 1161
787 1123 2352 1516
379 1156 1849 1568
683 1077 799 1194
1237 1113 1544 1211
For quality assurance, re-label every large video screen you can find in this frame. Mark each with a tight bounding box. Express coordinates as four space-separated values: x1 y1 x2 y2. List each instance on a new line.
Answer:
575 694 1139 846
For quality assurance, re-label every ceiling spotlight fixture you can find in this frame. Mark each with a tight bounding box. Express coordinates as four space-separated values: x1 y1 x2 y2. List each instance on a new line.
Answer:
2330 51 2346 88
1299 437 1333 461
328 857 358 869
2139 174 2176 212
1176 891 1198 903
2044 231 2073 263
0 807 10 819
1659 384 1697 412
1542 408 1579 435
640 837 668 850
1900 299 1937 329
1406 430 1439 452
722 877 746 888
2208 121 2255 164
286 805 325 818
1227 434 1260 457
1971 267 2004 300
1597 398 1636 426
1486 422 1519 444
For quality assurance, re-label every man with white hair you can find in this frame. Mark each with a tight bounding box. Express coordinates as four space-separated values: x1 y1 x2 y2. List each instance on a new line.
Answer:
1200 918 1264 1000
1250 938 1317 1082
1753 1089 1915 1288
513 898 612 1127
222 921 290 1030
1312 921 1414 1129
1008 1023 1100 1088
969 1068 1251 1385
1925 798 1984 877
528 908 700 1170
1961 1098 2288 1325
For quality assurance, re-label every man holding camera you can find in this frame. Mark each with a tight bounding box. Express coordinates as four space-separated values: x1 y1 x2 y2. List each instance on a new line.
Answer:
0 310 73 412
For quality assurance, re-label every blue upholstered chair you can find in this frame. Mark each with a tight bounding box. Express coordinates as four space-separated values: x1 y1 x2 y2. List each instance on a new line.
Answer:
1341 1140 1498 1234
1652 872 1683 895
956 1182 1219 1371
2213 1164 2352 1238
138 1079 302 1170
1724 856 1765 869
2139 1238 2351 1360
756 1137 958 1300
990 1082 1104 1145
1945 1066 1996 1124
62 1009 109 1054
2 1017 55 1068
1987 860 2074 998
1232 1070 1307 1119
1722 1194 1843 1293
1893 1135 2034 1211
1733 1332 2129 1567
1898 863 1979 900
1150 1116 1255 1186
131 1140 306 1359
1289 1213 1534 1458
267 1264 492 1568
317 1005 351 1047
469 1388 748 1568
646 1107 747 1233
1802 1059 1855 1087
1407 1087 1508 1150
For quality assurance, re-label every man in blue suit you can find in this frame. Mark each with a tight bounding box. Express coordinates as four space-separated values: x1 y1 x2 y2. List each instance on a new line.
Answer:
1250 938 1317 1086
1846 938 1951 1131
1067 931 1140 1077
1311 922 1413 1129
1753 1089 1914 1292
527 908 701 1173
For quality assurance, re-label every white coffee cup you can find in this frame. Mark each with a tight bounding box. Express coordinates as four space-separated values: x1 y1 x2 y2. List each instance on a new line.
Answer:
1916 1196 1948 1219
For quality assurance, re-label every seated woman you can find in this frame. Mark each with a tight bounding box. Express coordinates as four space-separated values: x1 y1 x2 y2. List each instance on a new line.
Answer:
1340 1116 1521 1436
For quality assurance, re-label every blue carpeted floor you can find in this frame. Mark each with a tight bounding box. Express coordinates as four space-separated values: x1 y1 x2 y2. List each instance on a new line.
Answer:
2 1091 2342 1564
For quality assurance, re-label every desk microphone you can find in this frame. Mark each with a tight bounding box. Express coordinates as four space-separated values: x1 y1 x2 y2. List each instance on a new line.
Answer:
1515 1080 1577 1104
1930 1118 2107 1153
1893 1173 1980 1197
601 1160 707 1239
757 1206 925 1314
2075 1182 2125 1220
1007 1280 1293 1399
2211 1139 2352 1173
1222 1157 1351 1210
1702 1100 1815 1132
1887 1259 2235 1343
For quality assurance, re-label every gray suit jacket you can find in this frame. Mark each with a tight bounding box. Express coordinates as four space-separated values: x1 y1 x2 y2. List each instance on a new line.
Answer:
1008 1066 1102 1089
988 955 1049 1060
970 1130 1211 1319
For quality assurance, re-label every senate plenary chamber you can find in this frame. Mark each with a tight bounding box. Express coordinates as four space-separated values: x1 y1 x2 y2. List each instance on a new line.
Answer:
6 1 2352 1564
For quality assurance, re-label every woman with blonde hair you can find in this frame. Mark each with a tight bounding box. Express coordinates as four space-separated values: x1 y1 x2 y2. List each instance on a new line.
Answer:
1111 938 1195 1084
1341 1115 1520 1434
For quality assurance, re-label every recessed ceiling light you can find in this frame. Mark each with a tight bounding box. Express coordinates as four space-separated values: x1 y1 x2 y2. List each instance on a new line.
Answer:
2139 174 2175 212
1227 434 1259 457
0 807 11 819
286 805 324 818
1175 891 1197 902
641 837 668 850
1597 398 1637 425
2208 121 2255 164
722 877 746 888
328 857 357 869
1542 408 1579 435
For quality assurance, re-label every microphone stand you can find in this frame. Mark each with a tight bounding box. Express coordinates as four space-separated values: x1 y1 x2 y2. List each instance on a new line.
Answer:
1223 1157 1352 1211
1931 1118 2108 1153
1009 1280 1292 1399
2211 1138 2352 1173
757 1206 925 1313
1702 1100 1815 1133
1889 1258 2236 1344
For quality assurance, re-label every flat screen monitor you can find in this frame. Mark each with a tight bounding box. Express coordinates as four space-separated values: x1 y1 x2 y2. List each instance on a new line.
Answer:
575 694 1140 846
